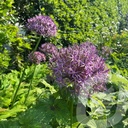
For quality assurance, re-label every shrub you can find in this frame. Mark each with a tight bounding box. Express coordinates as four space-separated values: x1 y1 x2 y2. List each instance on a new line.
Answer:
13 0 128 46
0 0 31 72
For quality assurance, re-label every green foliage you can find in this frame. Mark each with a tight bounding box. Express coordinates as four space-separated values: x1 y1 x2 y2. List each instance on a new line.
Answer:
13 0 40 24
77 89 128 128
39 0 119 45
76 68 128 128
0 0 15 23
0 24 31 72
18 98 70 127
0 69 69 128
116 0 128 32
0 0 31 72
13 0 128 46
111 31 128 63
0 64 49 119
0 0 15 71
0 98 70 128
109 72 128 89
106 30 128 79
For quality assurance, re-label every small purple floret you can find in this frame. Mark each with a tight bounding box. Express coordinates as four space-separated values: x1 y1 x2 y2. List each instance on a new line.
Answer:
39 43 58 56
28 51 46 64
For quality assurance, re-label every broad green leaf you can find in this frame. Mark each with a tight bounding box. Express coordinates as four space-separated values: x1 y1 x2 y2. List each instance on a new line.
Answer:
86 119 97 128
109 72 128 89
41 79 56 94
86 119 107 128
123 118 128 127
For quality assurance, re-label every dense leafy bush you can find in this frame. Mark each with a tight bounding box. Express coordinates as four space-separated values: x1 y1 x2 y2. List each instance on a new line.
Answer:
109 30 128 78
13 0 128 46
0 0 31 72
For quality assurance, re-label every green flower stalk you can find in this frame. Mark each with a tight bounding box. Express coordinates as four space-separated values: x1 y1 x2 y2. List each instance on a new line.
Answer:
11 15 57 106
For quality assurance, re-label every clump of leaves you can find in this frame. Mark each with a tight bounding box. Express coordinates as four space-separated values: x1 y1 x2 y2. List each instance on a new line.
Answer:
0 64 50 120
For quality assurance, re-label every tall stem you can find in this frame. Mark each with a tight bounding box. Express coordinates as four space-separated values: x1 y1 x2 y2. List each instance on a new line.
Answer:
10 36 42 107
24 64 36 104
70 97 73 128
24 36 42 104
10 67 26 108
33 36 42 52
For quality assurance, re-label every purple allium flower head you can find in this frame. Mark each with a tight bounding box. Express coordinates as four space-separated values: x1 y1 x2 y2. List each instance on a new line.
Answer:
39 43 58 56
28 51 46 64
26 15 57 37
50 42 109 95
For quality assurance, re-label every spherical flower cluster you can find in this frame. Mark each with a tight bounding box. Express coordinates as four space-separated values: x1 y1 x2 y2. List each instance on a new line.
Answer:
50 42 109 95
28 51 46 64
26 15 57 37
39 43 58 56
